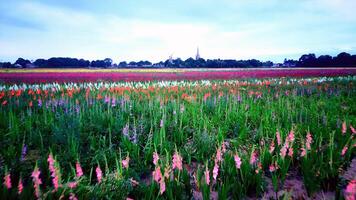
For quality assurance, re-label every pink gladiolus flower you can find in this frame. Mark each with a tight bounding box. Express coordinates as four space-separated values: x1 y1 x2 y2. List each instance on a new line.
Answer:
3 173 11 189
96 166 103 183
153 152 159 166
306 132 313 150
76 162 83 178
280 146 287 159
269 141 275 154
342 146 348 156
342 121 347 134
159 177 166 195
204 166 210 185
31 167 42 199
122 156 130 169
68 181 77 189
300 147 306 157
234 154 242 169
153 167 162 183
18 178 23 194
172 151 183 171
269 164 276 172
69 192 78 200
213 162 219 180
350 125 356 135
222 142 227 153
250 151 257 165
276 130 281 146
288 130 295 143
288 147 294 158
215 147 222 163
345 180 356 200
47 154 55 175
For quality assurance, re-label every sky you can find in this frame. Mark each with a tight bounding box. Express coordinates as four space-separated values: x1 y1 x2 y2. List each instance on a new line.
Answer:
0 0 356 63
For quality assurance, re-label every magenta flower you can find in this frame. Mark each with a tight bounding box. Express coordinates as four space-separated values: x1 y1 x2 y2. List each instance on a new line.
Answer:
18 177 23 194
47 154 60 191
69 192 78 200
122 156 130 169
76 162 83 178
96 165 103 183
345 180 356 200
3 172 11 189
172 151 183 171
288 129 295 143
153 152 159 166
269 164 276 172
204 166 210 185
234 153 242 169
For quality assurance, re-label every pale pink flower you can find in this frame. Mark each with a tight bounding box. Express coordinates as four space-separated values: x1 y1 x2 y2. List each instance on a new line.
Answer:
269 164 276 172
342 146 348 156
18 178 23 194
342 121 347 134
172 151 183 171
204 166 210 185
269 141 275 154
280 146 287 159
306 132 313 150
122 156 130 169
47 154 55 176
234 153 242 169
288 147 294 158
345 180 356 200
288 130 295 143
159 177 166 195
3 173 11 189
222 142 227 153
76 162 83 177
153 152 159 166
69 192 78 200
130 178 139 187
164 165 171 179
276 130 281 146
300 147 306 157
153 167 162 183
96 166 103 183
213 162 219 180
215 147 222 163
68 181 77 189
31 166 42 199
350 125 356 135
250 151 257 165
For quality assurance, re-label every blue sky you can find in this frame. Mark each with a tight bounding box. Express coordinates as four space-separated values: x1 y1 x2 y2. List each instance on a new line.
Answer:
0 0 356 63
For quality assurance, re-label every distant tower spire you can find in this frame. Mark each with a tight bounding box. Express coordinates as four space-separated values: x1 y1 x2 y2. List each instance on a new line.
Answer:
196 47 200 60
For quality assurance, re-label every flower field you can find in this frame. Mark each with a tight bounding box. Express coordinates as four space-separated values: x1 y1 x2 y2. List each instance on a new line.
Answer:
1 68 356 83
0 76 356 199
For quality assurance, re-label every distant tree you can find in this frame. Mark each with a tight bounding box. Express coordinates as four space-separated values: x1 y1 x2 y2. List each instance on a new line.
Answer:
103 58 113 68
14 58 31 68
334 52 352 66
297 54 317 67
34 59 49 68
118 61 127 68
316 55 333 67
0 62 12 68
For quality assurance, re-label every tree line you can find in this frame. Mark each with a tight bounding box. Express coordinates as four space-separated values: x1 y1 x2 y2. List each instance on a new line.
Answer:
1 52 356 68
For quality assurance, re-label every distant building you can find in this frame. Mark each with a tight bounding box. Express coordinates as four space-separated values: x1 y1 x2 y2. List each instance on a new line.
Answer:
195 47 200 60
